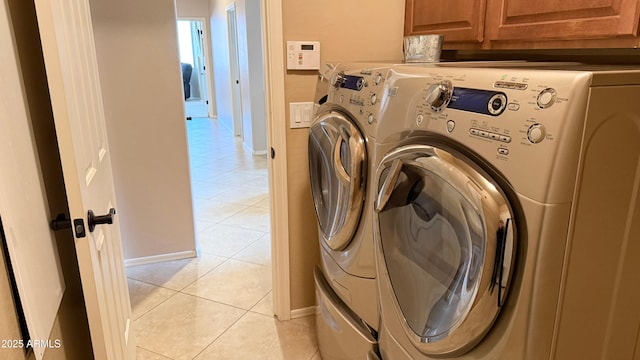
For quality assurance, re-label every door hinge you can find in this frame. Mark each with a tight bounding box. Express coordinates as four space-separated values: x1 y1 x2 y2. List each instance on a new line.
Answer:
270 147 276 159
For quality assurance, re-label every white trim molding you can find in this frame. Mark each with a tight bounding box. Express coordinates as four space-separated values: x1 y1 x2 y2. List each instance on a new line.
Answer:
124 250 197 267
291 306 317 320
262 0 291 321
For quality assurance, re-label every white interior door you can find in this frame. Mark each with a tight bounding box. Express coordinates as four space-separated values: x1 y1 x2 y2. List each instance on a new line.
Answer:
33 0 135 358
0 3 64 359
195 21 212 117
193 21 211 116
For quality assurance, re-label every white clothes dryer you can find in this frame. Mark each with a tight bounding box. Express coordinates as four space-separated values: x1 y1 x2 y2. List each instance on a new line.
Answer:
309 62 397 360
372 63 640 359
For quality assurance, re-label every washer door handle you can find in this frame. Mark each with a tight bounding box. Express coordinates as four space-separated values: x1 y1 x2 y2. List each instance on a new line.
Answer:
333 134 351 184
375 159 403 212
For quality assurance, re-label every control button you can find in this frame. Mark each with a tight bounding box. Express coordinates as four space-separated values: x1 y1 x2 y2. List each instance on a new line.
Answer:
527 123 546 143
479 130 489 138
537 88 557 109
498 148 509 156
374 73 383 85
500 135 512 143
339 95 344 103
446 120 455 133
488 94 507 115
416 114 424 126
370 93 377 105
367 113 375 124
515 83 528 90
470 128 479 136
508 103 520 111
489 133 500 140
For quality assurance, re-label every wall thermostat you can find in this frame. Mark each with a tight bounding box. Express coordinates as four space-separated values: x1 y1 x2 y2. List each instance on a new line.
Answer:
286 41 320 70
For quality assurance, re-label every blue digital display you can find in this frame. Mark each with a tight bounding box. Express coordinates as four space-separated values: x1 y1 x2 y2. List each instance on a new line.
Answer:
341 75 365 91
449 87 507 116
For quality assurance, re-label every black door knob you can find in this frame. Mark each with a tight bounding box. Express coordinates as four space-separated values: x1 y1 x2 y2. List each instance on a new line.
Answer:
87 208 116 232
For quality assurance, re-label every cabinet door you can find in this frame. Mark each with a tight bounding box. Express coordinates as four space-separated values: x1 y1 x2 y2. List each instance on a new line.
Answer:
405 0 487 44
485 0 640 42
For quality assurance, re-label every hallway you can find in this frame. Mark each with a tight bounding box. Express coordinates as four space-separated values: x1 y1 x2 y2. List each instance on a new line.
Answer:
126 117 320 359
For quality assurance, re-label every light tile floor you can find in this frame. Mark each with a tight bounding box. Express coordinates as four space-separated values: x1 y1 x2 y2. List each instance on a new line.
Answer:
127 117 320 360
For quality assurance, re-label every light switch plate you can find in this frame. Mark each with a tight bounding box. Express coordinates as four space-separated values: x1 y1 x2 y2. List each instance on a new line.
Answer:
290 102 314 128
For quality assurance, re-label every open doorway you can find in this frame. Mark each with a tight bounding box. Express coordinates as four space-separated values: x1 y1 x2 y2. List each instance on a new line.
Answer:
177 19 212 119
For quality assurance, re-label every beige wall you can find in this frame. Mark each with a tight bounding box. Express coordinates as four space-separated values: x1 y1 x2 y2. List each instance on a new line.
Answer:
2 1 93 358
176 0 209 16
89 0 197 260
282 0 405 309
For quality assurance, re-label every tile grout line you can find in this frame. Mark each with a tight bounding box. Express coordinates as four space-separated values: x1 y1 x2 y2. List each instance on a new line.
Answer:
136 345 175 360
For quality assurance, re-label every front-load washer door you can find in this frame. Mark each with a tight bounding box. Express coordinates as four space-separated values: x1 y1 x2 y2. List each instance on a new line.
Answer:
309 110 366 251
375 144 518 357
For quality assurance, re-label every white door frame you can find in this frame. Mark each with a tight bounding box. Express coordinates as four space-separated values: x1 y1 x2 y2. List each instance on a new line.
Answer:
262 0 291 320
226 3 244 139
177 17 214 117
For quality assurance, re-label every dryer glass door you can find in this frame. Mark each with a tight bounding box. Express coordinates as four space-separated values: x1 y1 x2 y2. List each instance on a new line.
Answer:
375 145 517 356
309 111 366 251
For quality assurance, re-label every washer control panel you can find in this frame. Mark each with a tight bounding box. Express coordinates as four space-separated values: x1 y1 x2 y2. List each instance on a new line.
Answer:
324 64 390 128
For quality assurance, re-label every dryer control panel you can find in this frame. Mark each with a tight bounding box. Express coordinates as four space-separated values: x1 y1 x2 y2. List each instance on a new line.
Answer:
379 64 593 204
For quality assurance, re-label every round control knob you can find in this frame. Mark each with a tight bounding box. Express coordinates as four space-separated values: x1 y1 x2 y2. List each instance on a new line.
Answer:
537 88 557 109
370 93 377 105
426 80 453 112
527 123 546 143
488 94 507 115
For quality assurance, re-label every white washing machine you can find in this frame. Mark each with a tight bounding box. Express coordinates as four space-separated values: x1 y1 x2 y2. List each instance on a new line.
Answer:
308 62 397 360
372 63 640 359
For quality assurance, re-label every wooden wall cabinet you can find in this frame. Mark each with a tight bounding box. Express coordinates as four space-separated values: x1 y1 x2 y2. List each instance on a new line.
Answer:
405 0 640 49
404 0 487 46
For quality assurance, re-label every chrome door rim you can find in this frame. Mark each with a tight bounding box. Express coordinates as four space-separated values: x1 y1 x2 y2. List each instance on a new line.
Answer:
309 111 366 251
375 143 518 356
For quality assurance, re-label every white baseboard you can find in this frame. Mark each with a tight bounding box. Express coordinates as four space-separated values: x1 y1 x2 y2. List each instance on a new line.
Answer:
290 306 317 319
240 140 268 156
124 250 197 267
